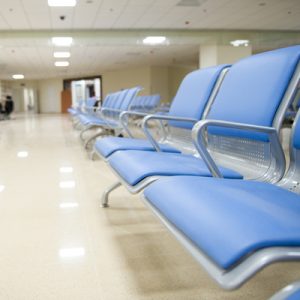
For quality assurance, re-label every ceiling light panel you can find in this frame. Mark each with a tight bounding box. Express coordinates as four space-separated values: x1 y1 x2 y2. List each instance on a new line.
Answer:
12 74 24 79
55 61 70 67
230 39 250 47
54 52 71 58
52 37 73 47
48 0 76 7
143 36 167 45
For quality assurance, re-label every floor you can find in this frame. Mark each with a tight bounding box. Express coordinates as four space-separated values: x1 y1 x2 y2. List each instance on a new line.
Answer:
0 113 299 300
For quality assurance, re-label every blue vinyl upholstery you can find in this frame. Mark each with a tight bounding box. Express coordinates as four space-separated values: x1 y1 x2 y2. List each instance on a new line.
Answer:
287 289 300 300
94 65 229 158
207 45 300 141
108 151 242 186
94 137 180 158
168 64 230 129
293 114 300 150
144 176 300 269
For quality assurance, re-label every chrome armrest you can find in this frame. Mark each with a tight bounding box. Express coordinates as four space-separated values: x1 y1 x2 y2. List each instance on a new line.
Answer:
192 119 286 179
120 111 149 138
142 115 198 152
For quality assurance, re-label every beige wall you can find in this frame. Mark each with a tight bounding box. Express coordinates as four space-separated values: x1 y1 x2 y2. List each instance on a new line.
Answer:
0 65 197 114
38 78 63 113
168 66 196 102
199 45 252 68
150 66 169 103
102 67 151 98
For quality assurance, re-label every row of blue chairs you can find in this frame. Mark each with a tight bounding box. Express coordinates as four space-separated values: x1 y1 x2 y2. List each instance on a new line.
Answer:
87 45 300 299
68 89 165 149
130 94 161 113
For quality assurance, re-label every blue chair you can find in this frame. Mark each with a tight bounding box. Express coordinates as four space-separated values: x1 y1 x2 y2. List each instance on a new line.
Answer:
93 65 230 160
142 109 300 292
78 87 142 148
102 46 300 207
270 282 300 300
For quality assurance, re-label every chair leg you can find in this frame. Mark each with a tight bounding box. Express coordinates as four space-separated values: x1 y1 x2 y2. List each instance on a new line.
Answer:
79 126 92 141
84 130 104 149
89 149 96 160
101 181 122 208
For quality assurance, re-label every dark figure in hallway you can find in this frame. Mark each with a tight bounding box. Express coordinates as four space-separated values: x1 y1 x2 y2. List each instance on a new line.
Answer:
4 95 14 118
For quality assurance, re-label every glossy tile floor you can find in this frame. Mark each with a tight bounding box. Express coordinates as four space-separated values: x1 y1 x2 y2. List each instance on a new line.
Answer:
0 113 299 300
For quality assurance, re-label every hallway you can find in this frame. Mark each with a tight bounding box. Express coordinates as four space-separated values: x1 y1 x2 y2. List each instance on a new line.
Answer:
0 114 299 300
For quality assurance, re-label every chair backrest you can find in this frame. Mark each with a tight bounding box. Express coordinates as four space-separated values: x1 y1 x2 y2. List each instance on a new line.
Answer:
161 64 230 154
145 94 161 110
168 64 230 129
121 86 142 111
205 45 300 181
86 96 97 107
103 87 142 123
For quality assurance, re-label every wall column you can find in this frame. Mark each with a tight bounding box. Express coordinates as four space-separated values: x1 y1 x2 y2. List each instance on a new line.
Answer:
199 45 252 68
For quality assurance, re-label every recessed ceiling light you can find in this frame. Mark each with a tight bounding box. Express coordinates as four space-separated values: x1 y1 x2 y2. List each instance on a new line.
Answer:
52 37 73 47
48 0 76 7
12 74 24 79
143 36 167 45
55 61 70 67
54 51 71 58
0 185 5 192
230 40 249 47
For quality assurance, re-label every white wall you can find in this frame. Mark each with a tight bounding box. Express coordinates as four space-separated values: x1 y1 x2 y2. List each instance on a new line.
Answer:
38 78 63 113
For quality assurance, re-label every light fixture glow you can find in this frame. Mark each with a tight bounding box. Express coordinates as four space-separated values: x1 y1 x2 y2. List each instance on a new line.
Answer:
12 74 24 79
59 167 73 173
59 247 85 258
52 37 73 47
230 40 249 47
54 52 71 58
59 202 79 208
59 180 75 188
48 0 76 7
55 61 70 67
143 36 167 45
0 185 5 192
17 151 28 158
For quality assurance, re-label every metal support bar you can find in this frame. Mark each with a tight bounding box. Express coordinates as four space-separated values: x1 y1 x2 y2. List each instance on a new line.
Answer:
142 114 198 152
120 110 148 138
84 130 106 149
101 181 122 207
192 119 286 181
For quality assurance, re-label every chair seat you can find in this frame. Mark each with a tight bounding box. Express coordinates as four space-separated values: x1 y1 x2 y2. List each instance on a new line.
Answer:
68 108 78 115
287 290 300 300
94 137 180 158
108 151 242 186
144 176 300 269
78 114 117 127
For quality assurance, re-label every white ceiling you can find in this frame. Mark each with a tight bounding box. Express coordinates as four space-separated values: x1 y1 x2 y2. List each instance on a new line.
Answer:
0 0 299 79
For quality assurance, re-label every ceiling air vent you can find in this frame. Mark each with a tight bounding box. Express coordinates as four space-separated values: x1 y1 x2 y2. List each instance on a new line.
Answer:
176 0 206 7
